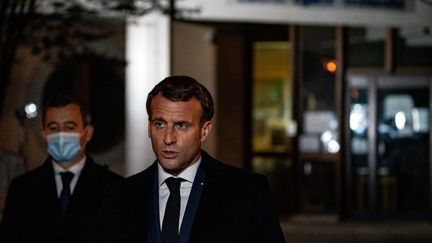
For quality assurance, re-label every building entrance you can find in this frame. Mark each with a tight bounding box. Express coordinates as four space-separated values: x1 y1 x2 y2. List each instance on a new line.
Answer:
346 75 431 218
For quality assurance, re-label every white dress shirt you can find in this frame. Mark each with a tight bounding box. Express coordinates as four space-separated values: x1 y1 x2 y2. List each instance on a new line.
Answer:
52 157 86 197
158 159 201 232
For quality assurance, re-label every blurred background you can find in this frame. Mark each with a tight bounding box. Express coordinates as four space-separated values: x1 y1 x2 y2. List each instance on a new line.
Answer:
1 0 432 241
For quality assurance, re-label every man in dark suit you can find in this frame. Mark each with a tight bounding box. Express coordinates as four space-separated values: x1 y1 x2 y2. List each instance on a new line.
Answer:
100 76 285 243
0 94 123 243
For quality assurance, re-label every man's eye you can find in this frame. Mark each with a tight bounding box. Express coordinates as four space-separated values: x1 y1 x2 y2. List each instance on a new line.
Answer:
154 121 166 128
47 126 59 132
176 123 189 129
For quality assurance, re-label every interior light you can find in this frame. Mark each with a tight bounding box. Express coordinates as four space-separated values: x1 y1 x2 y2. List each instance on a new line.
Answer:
323 59 337 73
24 103 37 118
320 130 333 143
350 112 360 131
303 161 312 175
412 108 420 132
327 139 340 153
349 104 367 134
395 111 406 130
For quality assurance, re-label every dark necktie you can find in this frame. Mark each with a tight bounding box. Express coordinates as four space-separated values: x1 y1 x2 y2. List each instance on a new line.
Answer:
161 177 182 243
59 171 74 214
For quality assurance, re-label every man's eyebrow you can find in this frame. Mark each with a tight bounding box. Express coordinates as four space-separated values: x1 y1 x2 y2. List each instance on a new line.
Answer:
64 121 78 126
46 121 59 127
151 117 166 122
174 120 191 125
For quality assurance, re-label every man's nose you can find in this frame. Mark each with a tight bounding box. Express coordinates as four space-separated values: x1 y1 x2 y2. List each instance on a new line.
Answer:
163 127 176 145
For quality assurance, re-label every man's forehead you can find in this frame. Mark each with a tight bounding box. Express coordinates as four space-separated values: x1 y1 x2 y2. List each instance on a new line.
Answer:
151 108 195 120
154 93 199 103
44 104 83 122
151 97 202 121
153 95 201 108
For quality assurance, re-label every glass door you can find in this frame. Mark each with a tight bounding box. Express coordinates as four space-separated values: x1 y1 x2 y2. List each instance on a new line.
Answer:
346 75 432 218
251 41 294 215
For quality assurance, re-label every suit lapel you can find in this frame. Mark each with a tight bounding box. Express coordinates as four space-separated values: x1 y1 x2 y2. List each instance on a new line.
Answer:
178 162 205 243
188 152 224 241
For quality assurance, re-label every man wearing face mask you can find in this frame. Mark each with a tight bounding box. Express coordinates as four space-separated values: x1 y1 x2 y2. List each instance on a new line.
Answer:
0 94 123 243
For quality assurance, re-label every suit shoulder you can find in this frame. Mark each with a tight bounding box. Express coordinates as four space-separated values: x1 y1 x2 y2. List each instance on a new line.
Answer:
220 162 266 183
203 152 266 184
6 164 50 195
122 165 154 185
86 158 123 180
109 165 154 193
98 165 123 180
9 164 47 183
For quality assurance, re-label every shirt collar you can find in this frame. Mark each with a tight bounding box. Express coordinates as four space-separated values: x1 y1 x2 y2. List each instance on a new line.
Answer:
158 158 201 187
53 156 86 176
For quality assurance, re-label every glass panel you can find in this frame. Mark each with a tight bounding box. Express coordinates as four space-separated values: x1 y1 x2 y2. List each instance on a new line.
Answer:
299 26 339 214
302 26 336 111
377 88 430 212
252 41 292 152
300 159 336 213
252 156 293 214
348 88 370 211
300 26 339 154
397 26 432 67
347 27 385 68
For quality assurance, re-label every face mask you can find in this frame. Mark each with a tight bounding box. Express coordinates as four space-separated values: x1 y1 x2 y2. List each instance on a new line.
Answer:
46 132 82 163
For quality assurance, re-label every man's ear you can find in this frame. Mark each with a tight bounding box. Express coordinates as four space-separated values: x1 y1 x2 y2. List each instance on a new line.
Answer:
41 130 48 142
148 121 152 138
200 121 212 142
85 125 94 142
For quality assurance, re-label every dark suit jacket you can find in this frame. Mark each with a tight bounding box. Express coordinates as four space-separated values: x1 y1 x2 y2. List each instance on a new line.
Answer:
100 150 285 243
0 156 123 243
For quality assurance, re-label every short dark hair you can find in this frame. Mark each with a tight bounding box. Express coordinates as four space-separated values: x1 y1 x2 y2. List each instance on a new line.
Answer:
42 94 91 126
146 76 214 123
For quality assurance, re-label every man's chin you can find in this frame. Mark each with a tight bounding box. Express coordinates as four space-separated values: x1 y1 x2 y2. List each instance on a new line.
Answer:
161 166 183 176
159 159 178 170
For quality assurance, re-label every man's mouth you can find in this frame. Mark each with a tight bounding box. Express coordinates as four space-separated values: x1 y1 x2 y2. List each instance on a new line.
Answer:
161 150 178 159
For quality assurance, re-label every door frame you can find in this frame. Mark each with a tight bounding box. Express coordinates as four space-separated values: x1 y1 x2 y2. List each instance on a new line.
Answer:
345 74 432 218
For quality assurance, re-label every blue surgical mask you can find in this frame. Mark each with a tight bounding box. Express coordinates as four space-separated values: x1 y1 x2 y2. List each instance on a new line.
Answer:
46 132 82 163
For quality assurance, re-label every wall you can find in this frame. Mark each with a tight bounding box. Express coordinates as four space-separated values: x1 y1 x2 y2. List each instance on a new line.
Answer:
0 47 46 170
214 32 248 169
